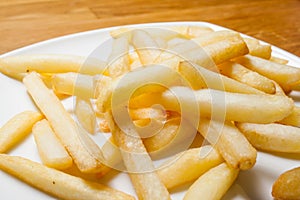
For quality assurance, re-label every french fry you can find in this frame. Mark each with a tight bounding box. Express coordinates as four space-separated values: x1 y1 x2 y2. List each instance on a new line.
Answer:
272 166 300 200
75 98 96 134
110 27 180 41
0 154 134 200
105 111 170 200
158 34 249 72
273 80 287 96
101 117 185 167
178 61 263 94
129 92 162 109
279 106 300 127
218 61 275 94
0 54 107 79
183 163 239 200
186 26 214 38
198 119 257 170
23 72 107 173
107 35 130 77
129 49 142 70
236 122 300 153
132 29 162 65
143 118 180 153
192 30 239 46
110 27 132 39
234 55 300 91
52 72 93 98
145 28 180 41
167 26 189 36
201 34 249 67
290 83 300 92
96 65 183 112
101 137 125 170
269 56 289 65
129 107 166 121
157 145 223 189
99 119 111 133
161 87 293 123
167 37 189 49
134 118 152 127
0 111 43 153
33 119 73 170
243 38 271 59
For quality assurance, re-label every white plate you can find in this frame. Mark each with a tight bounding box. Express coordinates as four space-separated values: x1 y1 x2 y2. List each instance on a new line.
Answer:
1 21 300 200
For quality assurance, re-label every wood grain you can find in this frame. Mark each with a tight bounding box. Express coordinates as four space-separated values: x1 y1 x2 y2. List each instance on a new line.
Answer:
1 0 299 56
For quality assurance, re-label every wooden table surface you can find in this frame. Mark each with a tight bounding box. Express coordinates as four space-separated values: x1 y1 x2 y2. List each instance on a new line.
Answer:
1 0 299 57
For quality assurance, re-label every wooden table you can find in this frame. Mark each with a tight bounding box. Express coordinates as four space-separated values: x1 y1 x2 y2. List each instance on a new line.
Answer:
1 0 299 56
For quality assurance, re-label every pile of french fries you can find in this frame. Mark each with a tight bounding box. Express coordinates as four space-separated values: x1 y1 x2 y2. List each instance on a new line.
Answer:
0 24 300 200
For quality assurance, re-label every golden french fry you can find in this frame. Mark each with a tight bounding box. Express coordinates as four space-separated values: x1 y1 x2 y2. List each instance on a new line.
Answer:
291 84 300 92
143 118 179 153
129 50 142 70
166 26 189 36
273 80 287 96
158 34 249 72
75 98 96 134
161 87 293 123
110 27 132 39
178 61 263 94
0 111 43 153
134 119 152 127
132 29 162 65
202 34 249 67
129 92 162 109
51 72 93 98
129 107 166 121
272 166 300 200
183 163 239 200
96 65 182 112
186 26 214 38
269 56 289 65
279 106 300 127
0 154 134 200
105 111 170 200
218 61 275 94
243 38 271 59
23 72 107 173
192 30 238 46
236 122 300 153
99 119 111 133
157 145 223 189
101 117 183 167
234 55 300 90
198 119 257 170
33 119 73 170
107 35 130 77
110 27 180 41
101 137 125 170
0 54 107 79
167 37 189 49
157 39 201 64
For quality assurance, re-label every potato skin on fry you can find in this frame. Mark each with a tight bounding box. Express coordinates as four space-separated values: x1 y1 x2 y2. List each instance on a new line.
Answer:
272 167 300 200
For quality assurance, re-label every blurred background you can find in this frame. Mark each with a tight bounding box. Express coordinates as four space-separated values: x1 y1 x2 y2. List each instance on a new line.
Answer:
1 0 299 56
